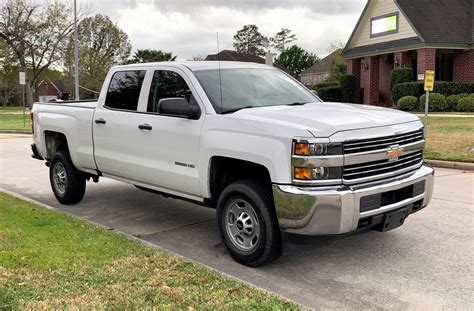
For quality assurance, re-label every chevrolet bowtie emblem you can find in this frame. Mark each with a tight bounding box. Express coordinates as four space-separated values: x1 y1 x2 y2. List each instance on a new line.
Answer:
387 146 402 161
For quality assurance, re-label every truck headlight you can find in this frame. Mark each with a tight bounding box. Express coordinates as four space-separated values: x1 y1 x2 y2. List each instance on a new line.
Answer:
294 142 342 156
294 167 342 180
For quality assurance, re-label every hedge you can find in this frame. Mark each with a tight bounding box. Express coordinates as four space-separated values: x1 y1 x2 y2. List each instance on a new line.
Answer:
312 81 339 91
397 96 418 111
457 97 474 112
446 95 461 110
339 74 356 103
392 82 474 102
317 86 342 102
419 93 446 112
390 68 413 95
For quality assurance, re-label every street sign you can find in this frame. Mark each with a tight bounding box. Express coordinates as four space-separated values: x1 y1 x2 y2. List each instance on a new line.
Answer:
424 70 435 92
19 72 26 85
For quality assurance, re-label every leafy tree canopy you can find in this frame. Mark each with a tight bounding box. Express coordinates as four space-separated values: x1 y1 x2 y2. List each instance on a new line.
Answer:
129 49 177 63
270 28 297 52
275 45 319 75
233 25 269 56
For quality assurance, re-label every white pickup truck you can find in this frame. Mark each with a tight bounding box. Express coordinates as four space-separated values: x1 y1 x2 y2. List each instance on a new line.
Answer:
31 61 434 266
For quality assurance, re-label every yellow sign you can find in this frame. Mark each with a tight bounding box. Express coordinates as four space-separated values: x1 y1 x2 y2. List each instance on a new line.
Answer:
424 70 435 92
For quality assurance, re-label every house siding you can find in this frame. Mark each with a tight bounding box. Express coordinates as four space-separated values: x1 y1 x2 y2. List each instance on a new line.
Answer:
348 0 418 49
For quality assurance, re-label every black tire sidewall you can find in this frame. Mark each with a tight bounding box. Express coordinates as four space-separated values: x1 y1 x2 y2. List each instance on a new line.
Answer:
217 180 281 267
49 150 85 205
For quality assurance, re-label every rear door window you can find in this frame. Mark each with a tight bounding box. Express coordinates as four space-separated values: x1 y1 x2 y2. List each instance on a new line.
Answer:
105 70 146 111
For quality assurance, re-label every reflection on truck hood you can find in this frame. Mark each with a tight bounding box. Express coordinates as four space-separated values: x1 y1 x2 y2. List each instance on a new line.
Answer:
230 102 421 137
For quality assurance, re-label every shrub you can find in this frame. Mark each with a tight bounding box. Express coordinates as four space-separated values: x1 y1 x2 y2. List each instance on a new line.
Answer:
392 82 424 102
390 68 413 93
312 81 339 91
459 93 469 98
433 82 474 96
397 96 419 111
339 74 356 103
419 93 446 112
317 86 342 102
457 97 474 112
446 95 461 110
470 93 474 97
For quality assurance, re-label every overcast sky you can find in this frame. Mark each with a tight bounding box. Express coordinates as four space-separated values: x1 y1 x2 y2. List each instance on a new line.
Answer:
84 0 367 60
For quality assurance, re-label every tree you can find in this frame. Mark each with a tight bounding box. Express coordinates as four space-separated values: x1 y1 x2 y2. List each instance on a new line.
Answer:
0 0 75 107
275 45 319 76
270 28 297 52
129 49 176 63
233 25 269 56
66 14 131 98
190 55 205 61
327 41 345 54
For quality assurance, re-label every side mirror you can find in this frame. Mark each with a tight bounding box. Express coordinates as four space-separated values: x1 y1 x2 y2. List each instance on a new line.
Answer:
158 98 200 119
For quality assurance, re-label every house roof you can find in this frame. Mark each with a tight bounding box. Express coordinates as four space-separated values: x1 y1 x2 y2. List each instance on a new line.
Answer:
37 80 67 95
205 50 294 74
300 49 343 76
342 0 473 59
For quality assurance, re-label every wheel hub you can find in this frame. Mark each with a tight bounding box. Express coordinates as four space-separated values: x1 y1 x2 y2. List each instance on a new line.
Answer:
225 199 260 252
53 162 67 195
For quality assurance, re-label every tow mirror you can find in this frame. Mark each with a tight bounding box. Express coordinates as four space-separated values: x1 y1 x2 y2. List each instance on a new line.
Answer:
158 98 200 119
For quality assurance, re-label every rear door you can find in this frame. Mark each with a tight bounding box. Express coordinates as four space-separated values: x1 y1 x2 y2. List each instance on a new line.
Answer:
93 69 149 181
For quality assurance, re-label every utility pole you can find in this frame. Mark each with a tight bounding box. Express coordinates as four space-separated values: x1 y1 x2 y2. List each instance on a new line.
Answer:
73 0 79 100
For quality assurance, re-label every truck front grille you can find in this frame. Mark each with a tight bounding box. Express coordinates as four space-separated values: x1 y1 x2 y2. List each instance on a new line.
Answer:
343 151 423 181
343 129 424 154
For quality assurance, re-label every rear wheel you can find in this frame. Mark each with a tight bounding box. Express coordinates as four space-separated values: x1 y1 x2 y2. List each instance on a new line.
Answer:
49 150 86 205
217 180 282 267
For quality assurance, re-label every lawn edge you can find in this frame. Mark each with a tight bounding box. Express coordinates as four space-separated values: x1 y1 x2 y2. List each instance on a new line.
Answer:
425 159 474 171
0 187 307 310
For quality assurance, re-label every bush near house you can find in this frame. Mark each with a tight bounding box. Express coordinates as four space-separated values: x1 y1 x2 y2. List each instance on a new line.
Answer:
312 81 339 91
317 86 342 102
457 96 474 112
390 68 414 96
446 95 461 110
397 96 419 111
419 93 446 112
392 82 474 103
339 74 356 103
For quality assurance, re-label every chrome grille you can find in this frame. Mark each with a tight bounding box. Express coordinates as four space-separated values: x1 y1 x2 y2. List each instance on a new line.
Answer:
343 151 423 181
343 129 424 154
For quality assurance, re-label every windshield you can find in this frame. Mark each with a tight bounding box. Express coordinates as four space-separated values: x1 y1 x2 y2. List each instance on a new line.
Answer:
194 68 320 114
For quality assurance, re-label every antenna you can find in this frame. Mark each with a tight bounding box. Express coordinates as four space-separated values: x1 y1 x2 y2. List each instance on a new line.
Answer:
216 32 223 112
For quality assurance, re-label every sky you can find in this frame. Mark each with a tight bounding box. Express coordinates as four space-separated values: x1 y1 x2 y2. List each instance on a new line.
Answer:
84 0 367 60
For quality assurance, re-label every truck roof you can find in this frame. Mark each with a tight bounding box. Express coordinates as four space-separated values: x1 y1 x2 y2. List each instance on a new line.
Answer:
115 61 274 72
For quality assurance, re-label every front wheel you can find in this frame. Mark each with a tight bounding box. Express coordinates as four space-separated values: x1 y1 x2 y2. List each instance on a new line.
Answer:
49 150 86 205
217 180 282 267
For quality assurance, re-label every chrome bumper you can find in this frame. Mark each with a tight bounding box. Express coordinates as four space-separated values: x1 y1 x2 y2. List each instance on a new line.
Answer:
272 164 434 235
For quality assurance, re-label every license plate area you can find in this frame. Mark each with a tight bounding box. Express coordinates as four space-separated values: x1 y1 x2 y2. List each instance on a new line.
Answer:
381 206 410 232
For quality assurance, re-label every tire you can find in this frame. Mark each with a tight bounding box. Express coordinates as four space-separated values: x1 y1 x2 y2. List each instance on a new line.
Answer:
217 179 282 267
49 150 86 205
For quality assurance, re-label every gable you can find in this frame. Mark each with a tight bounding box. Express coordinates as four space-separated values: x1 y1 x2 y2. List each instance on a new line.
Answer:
347 0 419 49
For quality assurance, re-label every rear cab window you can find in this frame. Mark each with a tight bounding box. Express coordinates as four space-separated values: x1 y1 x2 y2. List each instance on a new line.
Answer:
105 70 146 111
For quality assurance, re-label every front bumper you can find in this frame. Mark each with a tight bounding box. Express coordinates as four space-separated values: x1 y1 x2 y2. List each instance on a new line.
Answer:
272 164 434 235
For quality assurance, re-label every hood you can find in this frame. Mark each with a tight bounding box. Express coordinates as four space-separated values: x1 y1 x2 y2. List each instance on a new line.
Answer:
231 102 420 137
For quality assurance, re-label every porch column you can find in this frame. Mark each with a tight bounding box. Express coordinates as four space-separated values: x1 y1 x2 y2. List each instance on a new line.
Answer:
347 58 361 103
453 50 474 82
417 48 436 78
364 56 380 105
394 51 411 68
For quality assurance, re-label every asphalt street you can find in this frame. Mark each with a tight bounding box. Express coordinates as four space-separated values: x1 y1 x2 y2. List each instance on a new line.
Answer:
1 135 473 310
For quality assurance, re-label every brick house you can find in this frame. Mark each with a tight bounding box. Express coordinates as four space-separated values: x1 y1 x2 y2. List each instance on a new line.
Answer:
342 0 474 106
299 49 343 86
36 80 69 102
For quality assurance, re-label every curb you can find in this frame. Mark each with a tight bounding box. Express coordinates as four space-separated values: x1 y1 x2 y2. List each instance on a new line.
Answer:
425 159 474 171
0 130 32 134
0 187 306 310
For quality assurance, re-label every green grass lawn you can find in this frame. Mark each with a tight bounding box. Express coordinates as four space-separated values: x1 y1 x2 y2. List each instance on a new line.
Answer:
0 106 27 112
0 192 298 310
0 113 30 131
424 117 474 162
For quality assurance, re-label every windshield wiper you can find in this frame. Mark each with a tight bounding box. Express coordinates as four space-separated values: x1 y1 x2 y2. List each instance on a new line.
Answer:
286 102 310 106
221 106 255 114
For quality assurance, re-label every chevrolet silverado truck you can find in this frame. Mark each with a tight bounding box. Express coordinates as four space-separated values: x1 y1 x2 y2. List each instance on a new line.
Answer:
31 61 434 267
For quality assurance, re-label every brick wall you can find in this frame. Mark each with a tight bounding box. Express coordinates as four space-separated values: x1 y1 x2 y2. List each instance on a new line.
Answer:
394 51 411 68
453 50 474 82
417 48 436 77
361 56 380 105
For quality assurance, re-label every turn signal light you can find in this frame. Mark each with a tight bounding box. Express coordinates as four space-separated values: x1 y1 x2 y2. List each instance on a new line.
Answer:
294 167 313 180
294 143 310 156
30 112 34 134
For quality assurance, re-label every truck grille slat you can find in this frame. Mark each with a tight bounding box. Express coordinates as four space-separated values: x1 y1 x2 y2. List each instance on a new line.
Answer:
344 129 424 154
343 151 423 180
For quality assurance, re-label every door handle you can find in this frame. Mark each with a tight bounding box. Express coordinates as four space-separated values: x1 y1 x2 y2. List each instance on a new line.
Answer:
95 118 106 125
138 123 152 131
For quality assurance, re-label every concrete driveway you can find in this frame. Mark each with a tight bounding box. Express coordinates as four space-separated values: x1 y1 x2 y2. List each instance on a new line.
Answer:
1 135 473 310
